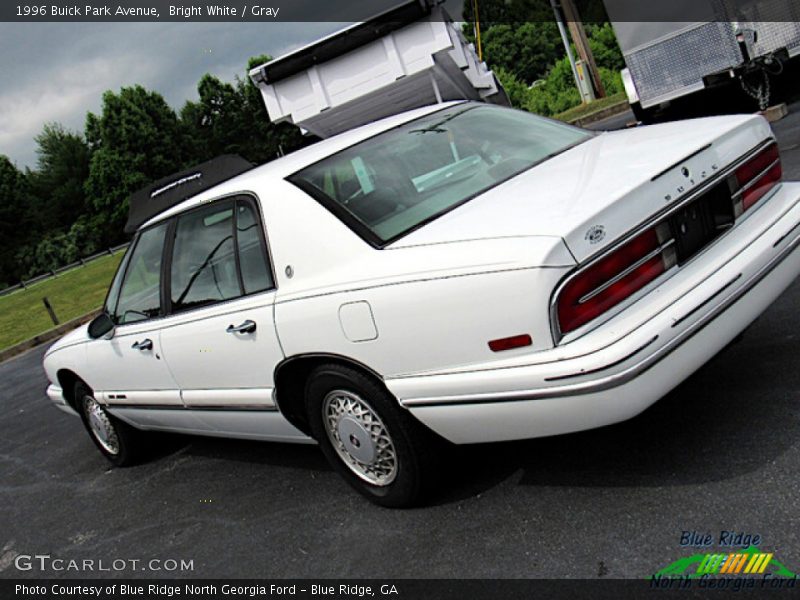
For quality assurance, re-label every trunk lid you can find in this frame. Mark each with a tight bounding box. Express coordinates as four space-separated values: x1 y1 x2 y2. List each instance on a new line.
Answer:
390 114 772 262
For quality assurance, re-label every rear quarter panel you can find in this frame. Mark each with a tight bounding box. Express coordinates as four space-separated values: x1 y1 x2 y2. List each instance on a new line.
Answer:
256 176 576 378
274 264 570 377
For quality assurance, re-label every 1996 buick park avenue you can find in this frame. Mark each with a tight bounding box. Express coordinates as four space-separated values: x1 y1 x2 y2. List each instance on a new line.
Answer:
43 102 800 506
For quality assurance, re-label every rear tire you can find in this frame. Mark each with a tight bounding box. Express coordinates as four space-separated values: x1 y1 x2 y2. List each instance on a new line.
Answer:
305 364 443 508
75 381 144 467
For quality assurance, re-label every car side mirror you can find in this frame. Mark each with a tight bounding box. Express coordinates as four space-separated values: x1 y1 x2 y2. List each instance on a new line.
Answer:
88 312 116 340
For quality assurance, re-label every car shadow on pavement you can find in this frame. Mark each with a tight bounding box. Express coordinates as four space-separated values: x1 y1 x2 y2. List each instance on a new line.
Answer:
423 299 800 505
448 333 798 496
149 433 333 473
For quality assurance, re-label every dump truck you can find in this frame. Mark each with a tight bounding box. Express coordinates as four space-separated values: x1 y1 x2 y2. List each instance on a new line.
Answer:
248 0 509 139
606 0 800 121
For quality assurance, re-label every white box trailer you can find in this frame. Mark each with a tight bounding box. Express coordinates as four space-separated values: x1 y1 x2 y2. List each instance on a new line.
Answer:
249 1 509 139
606 0 800 121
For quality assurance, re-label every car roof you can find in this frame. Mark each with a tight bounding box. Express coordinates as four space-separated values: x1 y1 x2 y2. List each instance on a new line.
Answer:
140 100 465 230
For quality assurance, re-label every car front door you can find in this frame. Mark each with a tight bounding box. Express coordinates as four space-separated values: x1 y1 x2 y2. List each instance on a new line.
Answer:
157 195 284 414
86 221 181 406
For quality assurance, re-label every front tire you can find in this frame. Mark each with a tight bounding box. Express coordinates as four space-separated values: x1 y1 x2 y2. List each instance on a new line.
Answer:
75 381 144 467
305 364 441 507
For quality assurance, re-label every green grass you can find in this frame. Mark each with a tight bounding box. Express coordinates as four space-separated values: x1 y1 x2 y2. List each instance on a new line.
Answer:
0 252 124 351
554 92 627 123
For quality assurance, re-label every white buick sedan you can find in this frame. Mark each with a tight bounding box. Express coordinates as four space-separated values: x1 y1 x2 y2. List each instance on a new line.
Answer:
43 102 800 506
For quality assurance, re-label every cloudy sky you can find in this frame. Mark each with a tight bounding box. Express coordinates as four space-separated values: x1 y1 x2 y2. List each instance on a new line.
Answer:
0 22 345 169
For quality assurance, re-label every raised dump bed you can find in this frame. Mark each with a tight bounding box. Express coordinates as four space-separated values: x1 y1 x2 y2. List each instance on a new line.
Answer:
248 1 509 138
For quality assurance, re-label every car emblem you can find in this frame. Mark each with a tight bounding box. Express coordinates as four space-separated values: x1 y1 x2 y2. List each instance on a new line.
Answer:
585 225 606 245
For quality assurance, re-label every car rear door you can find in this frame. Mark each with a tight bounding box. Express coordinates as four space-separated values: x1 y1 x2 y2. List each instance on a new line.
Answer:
157 195 285 414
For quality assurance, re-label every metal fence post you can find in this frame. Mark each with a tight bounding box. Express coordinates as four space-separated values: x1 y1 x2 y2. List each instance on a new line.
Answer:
42 297 59 326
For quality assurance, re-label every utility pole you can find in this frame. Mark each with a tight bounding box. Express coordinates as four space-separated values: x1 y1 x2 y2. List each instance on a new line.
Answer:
549 0 584 101
560 0 606 98
472 0 483 61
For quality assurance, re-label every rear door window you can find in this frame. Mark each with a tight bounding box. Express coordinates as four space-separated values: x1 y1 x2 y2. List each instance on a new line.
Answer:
236 200 273 294
170 200 239 312
169 196 274 314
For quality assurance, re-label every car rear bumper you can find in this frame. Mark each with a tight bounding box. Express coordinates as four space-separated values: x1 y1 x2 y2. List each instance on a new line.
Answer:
46 384 78 416
386 182 800 444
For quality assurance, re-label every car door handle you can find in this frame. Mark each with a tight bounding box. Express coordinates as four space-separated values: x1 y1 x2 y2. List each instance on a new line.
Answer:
131 338 153 351
226 320 257 334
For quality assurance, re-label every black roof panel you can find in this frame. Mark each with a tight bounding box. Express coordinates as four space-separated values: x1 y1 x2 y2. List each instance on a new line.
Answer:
124 155 254 234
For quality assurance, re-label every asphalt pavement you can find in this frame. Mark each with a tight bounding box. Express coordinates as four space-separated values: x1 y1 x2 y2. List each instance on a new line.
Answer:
2 104 800 580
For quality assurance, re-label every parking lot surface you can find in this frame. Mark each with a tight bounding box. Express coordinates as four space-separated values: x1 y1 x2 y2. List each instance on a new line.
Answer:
2 104 800 579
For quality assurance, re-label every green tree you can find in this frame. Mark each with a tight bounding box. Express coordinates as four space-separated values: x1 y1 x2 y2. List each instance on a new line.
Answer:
492 67 531 108
524 55 623 117
0 157 32 286
181 55 308 165
461 0 558 28
481 22 562 84
4 56 321 282
473 19 624 117
27 123 90 233
524 56 582 116
84 85 188 243
181 73 243 160
586 23 624 71
461 0 611 47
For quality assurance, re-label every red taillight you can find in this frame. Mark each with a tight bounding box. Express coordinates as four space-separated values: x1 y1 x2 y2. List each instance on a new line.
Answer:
735 143 781 212
556 227 674 335
554 142 780 339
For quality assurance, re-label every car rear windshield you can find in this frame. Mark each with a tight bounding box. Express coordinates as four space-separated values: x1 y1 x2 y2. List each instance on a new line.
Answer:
288 103 592 245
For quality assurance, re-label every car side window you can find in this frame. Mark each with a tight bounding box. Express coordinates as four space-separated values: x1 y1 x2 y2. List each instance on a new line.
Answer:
236 200 273 294
170 200 240 312
103 243 133 318
168 196 273 314
113 222 168 324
